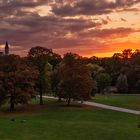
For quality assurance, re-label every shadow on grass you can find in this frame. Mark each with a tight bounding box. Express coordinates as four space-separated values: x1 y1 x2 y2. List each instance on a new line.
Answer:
0 99 92 117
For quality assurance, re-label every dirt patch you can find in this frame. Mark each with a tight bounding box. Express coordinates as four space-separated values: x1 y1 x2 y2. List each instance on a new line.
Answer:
0 104 49 117
0 101 93 117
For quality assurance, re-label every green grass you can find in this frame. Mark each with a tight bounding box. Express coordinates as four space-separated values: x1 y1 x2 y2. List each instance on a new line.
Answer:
91 94 140 110
0 99 140 140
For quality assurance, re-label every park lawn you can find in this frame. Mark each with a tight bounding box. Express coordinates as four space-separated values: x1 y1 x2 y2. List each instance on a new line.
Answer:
91 94 140 110
0 99 140 140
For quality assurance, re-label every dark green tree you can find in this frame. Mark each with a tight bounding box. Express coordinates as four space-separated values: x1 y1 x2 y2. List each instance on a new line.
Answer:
28 46 53 105
96 73 112 94
136 80 140 92
116 73 128 93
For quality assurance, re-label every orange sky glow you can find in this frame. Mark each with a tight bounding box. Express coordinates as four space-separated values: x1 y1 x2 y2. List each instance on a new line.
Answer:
0 0 140 58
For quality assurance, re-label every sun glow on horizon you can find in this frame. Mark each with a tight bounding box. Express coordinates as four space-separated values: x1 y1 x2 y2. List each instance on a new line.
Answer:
82 49 139 58
0 1 140 57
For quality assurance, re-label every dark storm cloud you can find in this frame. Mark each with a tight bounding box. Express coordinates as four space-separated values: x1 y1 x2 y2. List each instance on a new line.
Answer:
117 7 140 12
0 12 138 52
0 0 50 17
0 0 107 49
0 0 139 55
78 27 139 39
52 0 140 16
0 0 49 8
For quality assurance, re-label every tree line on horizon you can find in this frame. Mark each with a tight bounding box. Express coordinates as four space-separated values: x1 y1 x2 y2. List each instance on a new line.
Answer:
0 47 140 111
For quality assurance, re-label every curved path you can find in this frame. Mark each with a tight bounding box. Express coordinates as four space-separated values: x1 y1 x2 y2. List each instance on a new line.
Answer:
43 96 140 115
81 101 140 115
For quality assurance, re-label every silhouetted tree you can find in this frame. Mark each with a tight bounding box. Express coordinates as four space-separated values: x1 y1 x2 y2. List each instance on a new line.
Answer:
48 53 62 69
28 46 53 105
122 49 133 59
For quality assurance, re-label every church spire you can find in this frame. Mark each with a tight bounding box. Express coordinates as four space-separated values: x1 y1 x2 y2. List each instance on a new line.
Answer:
5 41 9 55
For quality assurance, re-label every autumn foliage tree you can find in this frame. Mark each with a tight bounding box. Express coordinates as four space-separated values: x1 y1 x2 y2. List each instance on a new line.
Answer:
58 53 92 106
0 55 38 111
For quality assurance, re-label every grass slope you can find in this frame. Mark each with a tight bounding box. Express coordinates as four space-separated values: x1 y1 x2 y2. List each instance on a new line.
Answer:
92 94 140 110
0 100 140 140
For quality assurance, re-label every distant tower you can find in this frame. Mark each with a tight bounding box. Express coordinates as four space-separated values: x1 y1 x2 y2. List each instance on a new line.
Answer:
5 41 9 55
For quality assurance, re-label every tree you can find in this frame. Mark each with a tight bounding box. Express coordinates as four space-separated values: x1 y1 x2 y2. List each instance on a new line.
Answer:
51 68 61 98
87 63 104 78
96 73 112 94
48 53 62 70
44 62 53 95
113 53 123 58
122 49 133 59
136 80 140 93
131 49 140 65
90 80 98 96
99 57 123 86
0 72 7 106
113 49 133 59
0 55 37 111
58 53 92 106
116 73 128 93
87 63 104 96
28 46 53 105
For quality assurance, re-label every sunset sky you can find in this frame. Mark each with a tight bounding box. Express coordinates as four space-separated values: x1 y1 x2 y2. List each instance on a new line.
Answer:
0 0 140 57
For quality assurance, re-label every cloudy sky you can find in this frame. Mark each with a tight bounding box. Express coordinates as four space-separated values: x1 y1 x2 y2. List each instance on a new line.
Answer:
0 0 140 57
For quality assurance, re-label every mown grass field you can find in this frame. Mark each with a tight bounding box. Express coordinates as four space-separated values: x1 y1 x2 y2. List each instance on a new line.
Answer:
0 99 140 140
91 94 140 110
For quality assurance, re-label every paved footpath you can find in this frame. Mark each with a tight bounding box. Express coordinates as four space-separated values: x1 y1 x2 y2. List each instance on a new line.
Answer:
81 101 140 115
43 96 140 115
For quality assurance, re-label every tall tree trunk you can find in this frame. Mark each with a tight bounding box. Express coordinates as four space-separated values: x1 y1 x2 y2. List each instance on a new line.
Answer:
58 97 62 102
10 96 15 111
39 80 43 105
67 98 71 106
39 84 43 105
101 88 105 95
81 97 84 104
